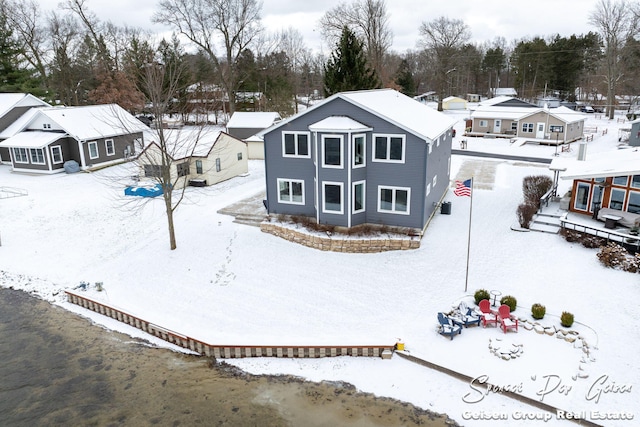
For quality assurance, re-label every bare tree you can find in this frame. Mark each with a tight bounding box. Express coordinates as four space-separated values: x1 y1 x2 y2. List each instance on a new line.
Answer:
589 0 638 118
319 0 392 82
153 0 263 114
278 27 309 113
418 16 471 110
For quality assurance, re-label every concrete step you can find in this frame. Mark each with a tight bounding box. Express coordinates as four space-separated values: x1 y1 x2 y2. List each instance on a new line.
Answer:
529 222 561 234
232 213 267 227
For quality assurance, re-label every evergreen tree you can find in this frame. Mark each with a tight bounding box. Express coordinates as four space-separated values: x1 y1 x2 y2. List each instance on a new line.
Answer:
394 59 415 97
323 26 379 96
0 10 39 93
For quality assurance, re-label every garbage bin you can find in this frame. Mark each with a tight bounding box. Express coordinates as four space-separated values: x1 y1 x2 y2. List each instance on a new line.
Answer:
440 201 451 215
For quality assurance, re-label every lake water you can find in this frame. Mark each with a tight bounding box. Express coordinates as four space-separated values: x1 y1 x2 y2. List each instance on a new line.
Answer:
0 287 455 426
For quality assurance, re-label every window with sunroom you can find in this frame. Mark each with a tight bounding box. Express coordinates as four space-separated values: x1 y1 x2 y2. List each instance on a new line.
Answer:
13 147 28 163
29 148 45 164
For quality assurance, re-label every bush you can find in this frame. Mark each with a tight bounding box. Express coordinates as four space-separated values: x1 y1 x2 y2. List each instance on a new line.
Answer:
474 289 490 305
597 242 627 268
516 202 538 229
531 303 546 320
560 228 582 243
500 295 517 312
560 311 574 328
581 234 607 249
522 175 553 208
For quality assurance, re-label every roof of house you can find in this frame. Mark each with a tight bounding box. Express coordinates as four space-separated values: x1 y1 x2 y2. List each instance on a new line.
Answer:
471 105 587 124
443 96 466 103
226 112 281 129
264 89 456 142
141 129 245 161
308 116 372 132
0 93 49 118
552 147 640 179
0 131 62 149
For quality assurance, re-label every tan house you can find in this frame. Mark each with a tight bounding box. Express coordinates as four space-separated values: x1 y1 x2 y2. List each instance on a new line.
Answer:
137 129 248 190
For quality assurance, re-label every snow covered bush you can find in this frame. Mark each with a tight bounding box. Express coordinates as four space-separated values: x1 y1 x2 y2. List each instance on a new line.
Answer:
516 202 537 228
522 175 553 208
597 242 628 268
500 295 517 312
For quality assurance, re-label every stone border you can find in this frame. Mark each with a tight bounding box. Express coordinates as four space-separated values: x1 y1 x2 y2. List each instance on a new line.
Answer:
260 222 421 253
65 290 395 359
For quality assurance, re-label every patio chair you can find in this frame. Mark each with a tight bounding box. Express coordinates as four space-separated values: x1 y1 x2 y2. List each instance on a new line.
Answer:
478 299 498 328
451 301 482 328
437 312 462 340
498 304 519 334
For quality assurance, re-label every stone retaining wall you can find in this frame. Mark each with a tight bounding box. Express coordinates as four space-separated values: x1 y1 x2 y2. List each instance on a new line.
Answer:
260 223 421 253
65 291 394 359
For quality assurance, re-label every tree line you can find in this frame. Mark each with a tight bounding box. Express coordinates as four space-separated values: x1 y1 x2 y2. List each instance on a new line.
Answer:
1 0 639 119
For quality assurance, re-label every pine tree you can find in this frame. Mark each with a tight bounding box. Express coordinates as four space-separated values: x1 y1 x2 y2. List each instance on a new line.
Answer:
0 11 38 93
395 59 415 97
323 26 379 96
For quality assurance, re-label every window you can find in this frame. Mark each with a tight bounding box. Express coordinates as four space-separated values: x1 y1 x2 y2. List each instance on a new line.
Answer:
353 181 365 213
282 132 310 158
522 123 534 133
613 176 628 186
628 191 640 214
144 164 167 178
373 134 404 162
323 182 343 214
353 135 365 167
12 147 28 163
479 120 488 127
105 139 115 156
610 188 625 210
177 162 189 177
196 160 203 174
511 122 517 132
426 183 431 197
278 178 304 204
29 148 45 165
237 152 243 160
215 158 221 172
574 183 590 210
378 186 410 214
322 135 343 168
632 175 640 189
88 141 99 159
432 174 437 188
42 123 51 129
51 146 63 164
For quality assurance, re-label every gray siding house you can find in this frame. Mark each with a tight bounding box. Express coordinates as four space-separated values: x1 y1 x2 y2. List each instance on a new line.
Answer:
0 93 50 163
262 89 456 233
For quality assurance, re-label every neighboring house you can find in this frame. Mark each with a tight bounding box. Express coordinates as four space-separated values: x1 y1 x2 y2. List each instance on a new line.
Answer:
554 148 640 222
414 91 438 103
136 129 247 190
442 96 467 110
0 104 146 174
469 104 587 143
491 88 517 97
478 96 536 108
0 93 50 163
466 94 481 103
536 96 561 108
629 118 640 147
261 88 456 233
226 111 281 159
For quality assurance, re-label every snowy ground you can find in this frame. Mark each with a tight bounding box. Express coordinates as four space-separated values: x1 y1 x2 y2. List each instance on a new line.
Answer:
0 109 638 426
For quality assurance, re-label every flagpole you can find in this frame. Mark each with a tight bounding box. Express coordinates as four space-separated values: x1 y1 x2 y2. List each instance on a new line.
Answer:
464 177 473 292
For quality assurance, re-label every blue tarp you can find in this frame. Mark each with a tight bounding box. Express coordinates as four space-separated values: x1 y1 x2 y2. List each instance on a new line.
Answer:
124 184 163 198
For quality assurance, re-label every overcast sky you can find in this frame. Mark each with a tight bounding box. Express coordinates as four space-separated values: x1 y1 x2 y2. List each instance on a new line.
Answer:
41 0 602 53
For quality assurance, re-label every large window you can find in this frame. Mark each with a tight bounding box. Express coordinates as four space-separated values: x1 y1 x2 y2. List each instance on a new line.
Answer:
574 183 590 210
613 176 628 186
144 164 167 178
278 178 304 204
323 182 343 213
353 135 365 167
628 191 640 214
378 186 410 214
282 132 310 158
322 136 343 168
105 139 115 156
610 188 625 210
29 148 45 165
353 181 365 213
177 162 189 177
88 141 99 159
632 175 640 189
51 146 63 164
522 123 534 133
373 134 404 162
12 147 28 163
196 160 203 174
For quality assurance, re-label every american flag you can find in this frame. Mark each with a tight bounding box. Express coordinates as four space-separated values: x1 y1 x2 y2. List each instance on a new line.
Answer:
454 179 472 197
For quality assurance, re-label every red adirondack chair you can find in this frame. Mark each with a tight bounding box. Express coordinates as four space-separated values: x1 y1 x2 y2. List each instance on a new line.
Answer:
498 304 519 333
479 299 498 327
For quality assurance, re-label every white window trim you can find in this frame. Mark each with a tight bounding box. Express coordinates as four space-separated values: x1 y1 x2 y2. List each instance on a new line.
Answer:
479 120 488 127
29 148 46 165
372 134 406 163
105 139 115 156
432 174 437 187
377 185 411 215
322 181 344 214
13 147 29 164
277 178 305 205
282 131 311 158
353 180 366 214
51 145 63 164
321 134 343 169
352 134 366 168
88 141 99 159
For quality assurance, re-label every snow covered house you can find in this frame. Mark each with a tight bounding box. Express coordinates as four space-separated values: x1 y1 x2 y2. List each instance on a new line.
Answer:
0 93 50 164
136 129 247 190
554 148 640 225
442 96 467 110
0 104 146 173
261 88 456 233
226 111 281 159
